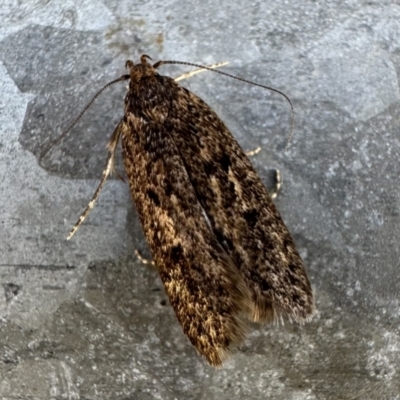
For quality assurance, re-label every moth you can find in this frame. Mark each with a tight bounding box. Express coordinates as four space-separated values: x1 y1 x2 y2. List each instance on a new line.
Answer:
55 55 314 366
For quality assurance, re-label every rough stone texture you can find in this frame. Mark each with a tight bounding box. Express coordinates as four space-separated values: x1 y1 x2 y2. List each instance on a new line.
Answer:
1 0 400 399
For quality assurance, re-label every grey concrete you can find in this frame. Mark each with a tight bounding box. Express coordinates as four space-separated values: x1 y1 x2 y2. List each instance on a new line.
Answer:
1 0 400 399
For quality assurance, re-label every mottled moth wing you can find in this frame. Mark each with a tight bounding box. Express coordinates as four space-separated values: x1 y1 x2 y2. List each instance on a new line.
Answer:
120 57 313 365
121 63 251 366
166 86 315 323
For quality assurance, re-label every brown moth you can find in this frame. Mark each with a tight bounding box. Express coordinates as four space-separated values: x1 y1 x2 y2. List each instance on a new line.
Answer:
63 55 314 366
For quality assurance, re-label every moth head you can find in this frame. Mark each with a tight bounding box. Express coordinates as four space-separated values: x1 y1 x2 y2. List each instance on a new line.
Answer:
125 55 157 84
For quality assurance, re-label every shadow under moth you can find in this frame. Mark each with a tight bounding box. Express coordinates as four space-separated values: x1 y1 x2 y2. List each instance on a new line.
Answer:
52 55 314 366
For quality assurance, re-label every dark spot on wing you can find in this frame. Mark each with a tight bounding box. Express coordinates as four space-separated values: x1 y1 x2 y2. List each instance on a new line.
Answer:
244 209 258 228
147 189 160 206
219 153 231 172
170 243 183 264
204 161 218 176
164 179 173 197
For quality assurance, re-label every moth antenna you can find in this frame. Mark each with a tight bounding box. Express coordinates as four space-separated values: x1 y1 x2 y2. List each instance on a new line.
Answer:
174 61 229 82
67 121 123 240
154 60 295 150
39 74 130 165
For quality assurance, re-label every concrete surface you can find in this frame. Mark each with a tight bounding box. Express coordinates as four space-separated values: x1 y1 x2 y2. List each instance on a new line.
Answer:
1 0 400 399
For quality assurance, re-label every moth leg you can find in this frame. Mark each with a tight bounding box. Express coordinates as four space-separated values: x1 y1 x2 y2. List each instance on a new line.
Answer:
174 61 228 82
134 249 155 267
67 121 123 240
269 169 282 199
245 147 281 199
245 146 261 157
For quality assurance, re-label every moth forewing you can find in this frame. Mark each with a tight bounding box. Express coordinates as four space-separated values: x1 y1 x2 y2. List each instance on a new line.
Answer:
120 114 252 366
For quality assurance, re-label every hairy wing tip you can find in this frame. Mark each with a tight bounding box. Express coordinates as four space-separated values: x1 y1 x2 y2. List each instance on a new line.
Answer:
249 294 316 325
201 314 249 367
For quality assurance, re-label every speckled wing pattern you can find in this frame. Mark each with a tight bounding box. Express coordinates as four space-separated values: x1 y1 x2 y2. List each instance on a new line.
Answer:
167 88 315 324
120 57 314 366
